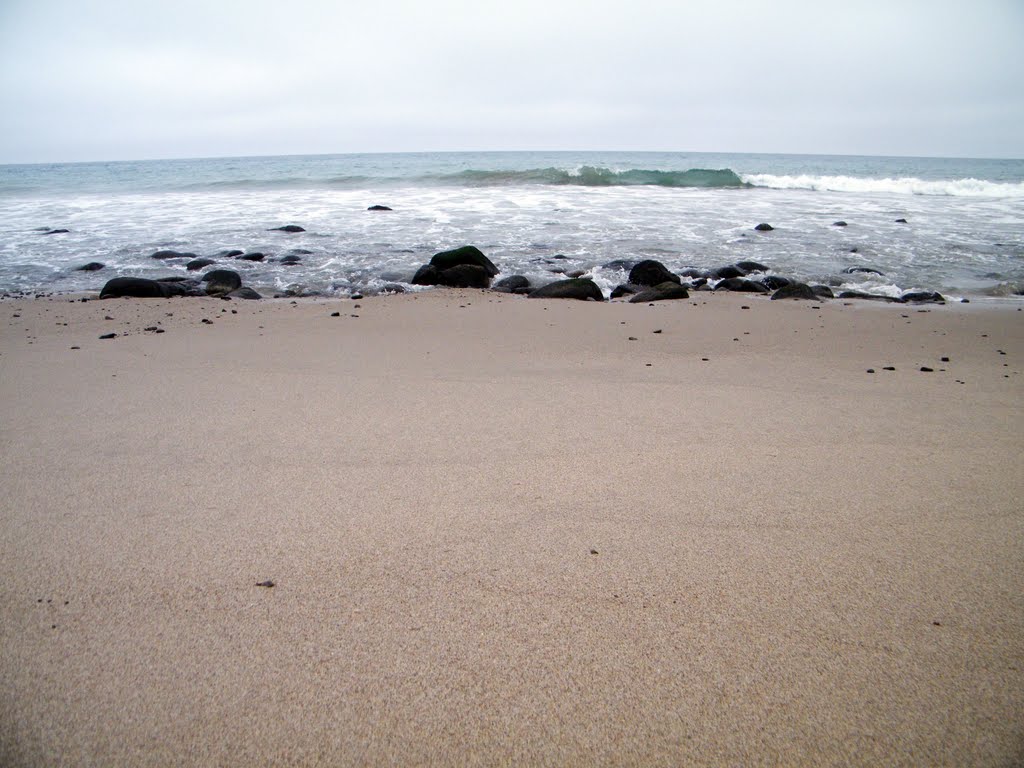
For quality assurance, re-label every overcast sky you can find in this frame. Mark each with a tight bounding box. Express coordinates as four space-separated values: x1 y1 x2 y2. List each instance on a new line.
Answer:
1 0 1022 163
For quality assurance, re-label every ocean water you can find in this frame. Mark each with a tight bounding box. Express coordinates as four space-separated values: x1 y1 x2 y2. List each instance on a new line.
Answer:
1 151 1022 300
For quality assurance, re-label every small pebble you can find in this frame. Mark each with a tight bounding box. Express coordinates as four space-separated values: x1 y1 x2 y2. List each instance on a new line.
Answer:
941 357 950 362
99 333 116 339
652 329 662 334
628 336 637 341
589 549 599 555
255 580 275 588
883 366 896 371
866 369 875 373
331 312 340 317
920 366 933 372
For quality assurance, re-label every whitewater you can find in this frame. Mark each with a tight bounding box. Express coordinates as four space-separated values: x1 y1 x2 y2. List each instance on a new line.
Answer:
1 151 1022 299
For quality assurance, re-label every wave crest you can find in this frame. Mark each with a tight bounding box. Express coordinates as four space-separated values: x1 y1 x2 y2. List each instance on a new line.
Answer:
742 173 1024 197
430 166 748 188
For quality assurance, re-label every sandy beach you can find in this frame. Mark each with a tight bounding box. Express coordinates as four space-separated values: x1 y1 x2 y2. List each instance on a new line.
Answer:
1 289 1022 766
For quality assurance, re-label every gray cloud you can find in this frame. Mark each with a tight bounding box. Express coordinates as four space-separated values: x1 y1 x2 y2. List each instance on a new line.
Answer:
1 0 1022 162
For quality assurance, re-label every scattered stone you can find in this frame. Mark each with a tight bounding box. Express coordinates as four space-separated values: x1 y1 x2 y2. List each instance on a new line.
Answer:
99 332 117 339
367 205 393 211
331 311 341 317
628 260 680 287
920 366 934 372
771 283 819 301
628 281 689 302
75 262 105 272
219 249 244 258
843 267 885 276
589 549 599 555
271 225 305 232
652 329 662 334
528 278 604 301
833 221 848 227
186 258 216 271
735 261 769 273
811 285 835 299
883 366 896 371
754 223 774 231
100 277 170 299
70 346 80 350
255 580 275 588
895 218 908 223
237 252 265 262
43 229 70 235
941 356 950 362
151 250 197 260
866 369 875 373
837 291 899 302
278 255 302 265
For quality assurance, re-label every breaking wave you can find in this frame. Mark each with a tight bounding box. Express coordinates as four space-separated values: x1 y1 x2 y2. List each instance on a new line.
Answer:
423 166 749 188
742 173 1024 197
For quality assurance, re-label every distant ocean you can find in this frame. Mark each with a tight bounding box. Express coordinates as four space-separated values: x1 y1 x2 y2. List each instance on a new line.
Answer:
1 151 1022 299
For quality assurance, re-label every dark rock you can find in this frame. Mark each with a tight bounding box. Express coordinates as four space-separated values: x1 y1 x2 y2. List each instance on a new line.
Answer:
689 278 709 290
837 291 901 302
411 264 439 286
920 366 934 372
271 225 305 232
227 287 262 300
844 267 885 276
680 268 708 279
895 218 908 223
628 281 690 303
754 223 774 231
99 332 117 339
201 269 243 295
566 270 587 279
771 283 819 300
437 264 492 288
99 277 169 299
714 278 769 293
901 291 945 304
381 284 406 294
833 221 848 227
278 255 302 265
367 205 393 211
610 283 638 299
528 278 605 301
219 250 244 258
603 259 636 271
43 229 70 235
76 262 105 272
811 285 835 298
713 265 747 280
151 250 197 260
237 252 265 262
430 245 499 277
760 275 792 291
160 279 205 297
493 275 531 293
735 261 769 273
628 260 680 287
290 249 314 255
186 258 216 271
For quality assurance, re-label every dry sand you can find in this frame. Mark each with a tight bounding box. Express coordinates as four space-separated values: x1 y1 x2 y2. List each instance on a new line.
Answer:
1 289 1022 766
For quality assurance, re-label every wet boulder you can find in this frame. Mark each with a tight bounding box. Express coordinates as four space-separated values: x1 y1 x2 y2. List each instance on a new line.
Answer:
270 225 305 232
735 261 769 273
151 250 197 260
628 281 690 303
714 277 769 293
100 277 169 299
844 267 885 276
437 264 492 288
492 275 531 293
760 275 792 291
201 269 243 296
603 259 636 272
713 265 747 279
227 287 262 300
411 264 440 286
278 255 302 265
186 258 216 271
771 283 819 300
429 245 499 277
160 279 205 297
368 204 393 211
811 285 835 298
754 223 774 231
76 262 105 271
628 260 680 287
529 278 604 301
901 291 945 304
610 284 639 299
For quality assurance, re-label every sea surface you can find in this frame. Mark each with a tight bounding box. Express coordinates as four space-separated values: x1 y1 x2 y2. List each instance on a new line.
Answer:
1 151 1023 300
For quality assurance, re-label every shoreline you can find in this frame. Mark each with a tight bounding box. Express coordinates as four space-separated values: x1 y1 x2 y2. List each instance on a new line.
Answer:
2 289 1022 765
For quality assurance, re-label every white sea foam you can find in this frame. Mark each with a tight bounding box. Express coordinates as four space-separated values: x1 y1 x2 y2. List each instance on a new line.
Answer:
742 174 1024 198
